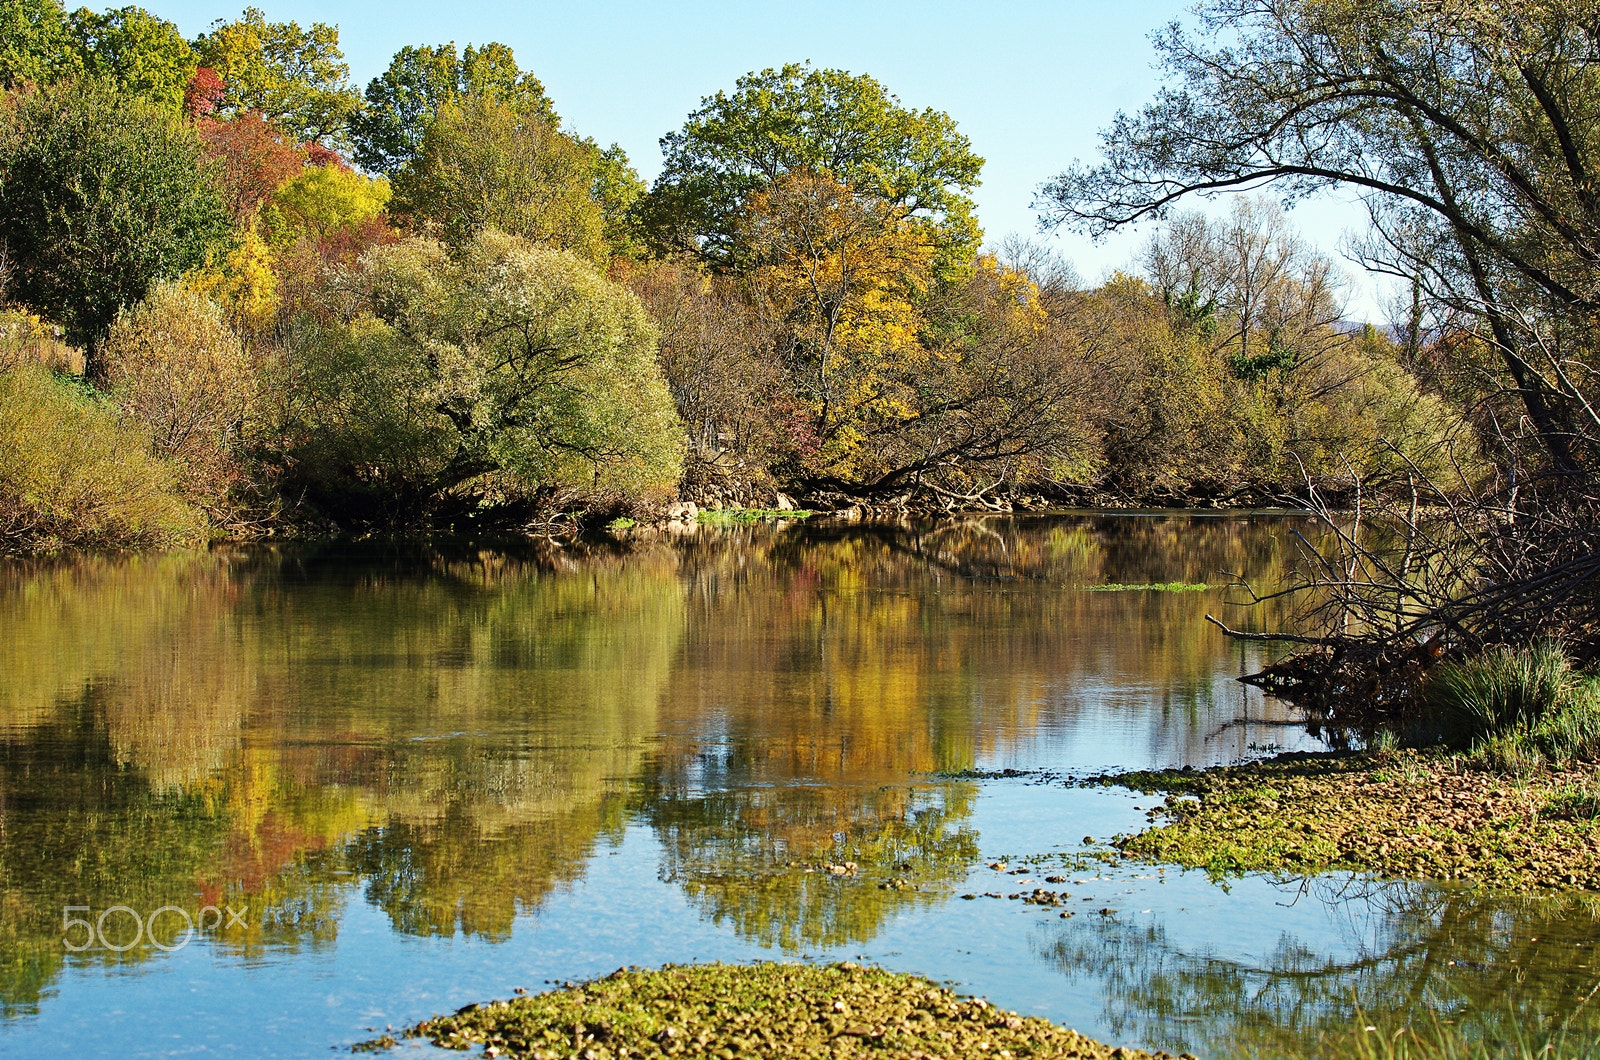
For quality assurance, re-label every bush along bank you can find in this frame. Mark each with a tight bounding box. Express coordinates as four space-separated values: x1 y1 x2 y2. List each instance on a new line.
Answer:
357 961 1188 1059
1102 642 1600 892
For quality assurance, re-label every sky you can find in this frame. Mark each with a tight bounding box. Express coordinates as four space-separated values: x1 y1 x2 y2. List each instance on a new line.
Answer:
144 0 1393 319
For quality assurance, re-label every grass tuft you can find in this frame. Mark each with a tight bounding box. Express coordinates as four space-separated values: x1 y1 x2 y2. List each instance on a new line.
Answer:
1426 642 1600 766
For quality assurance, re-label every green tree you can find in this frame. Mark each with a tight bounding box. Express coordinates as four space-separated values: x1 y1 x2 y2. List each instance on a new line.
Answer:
642 62 984 276
0 0 77 88
191 6 359 146
0 77 232 348
285 229 682 524
389 94 604 261
590 141 647 260
68 5 193 113
264 163 389 247
349 41 552 175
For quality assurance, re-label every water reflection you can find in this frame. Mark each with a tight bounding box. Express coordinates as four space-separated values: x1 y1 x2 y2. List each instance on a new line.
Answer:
1037 876 1600 1054
1 515 1321 1035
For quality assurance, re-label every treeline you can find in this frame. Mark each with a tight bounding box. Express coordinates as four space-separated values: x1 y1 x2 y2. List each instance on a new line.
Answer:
0 1 1475 550
1036 0 1600 718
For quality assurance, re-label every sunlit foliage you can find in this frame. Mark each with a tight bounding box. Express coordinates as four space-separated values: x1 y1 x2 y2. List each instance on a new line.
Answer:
280 229 681 523
192 6 359 146
643 62 984 279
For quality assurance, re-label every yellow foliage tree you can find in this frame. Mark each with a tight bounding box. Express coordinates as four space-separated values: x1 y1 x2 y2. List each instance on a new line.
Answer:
739 171 936 481
185 228 279 334
263 164 390 247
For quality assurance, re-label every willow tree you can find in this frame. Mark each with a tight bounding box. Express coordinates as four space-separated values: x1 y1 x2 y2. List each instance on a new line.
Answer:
285 229 682 525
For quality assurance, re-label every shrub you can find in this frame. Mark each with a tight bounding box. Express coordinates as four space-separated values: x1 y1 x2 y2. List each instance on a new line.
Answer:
98 282 255 509
0 365 204 552
0 308 82 374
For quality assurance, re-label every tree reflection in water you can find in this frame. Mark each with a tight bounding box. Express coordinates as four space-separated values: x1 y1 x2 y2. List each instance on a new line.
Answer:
1035 875 1600 1055
0 515 1346 1025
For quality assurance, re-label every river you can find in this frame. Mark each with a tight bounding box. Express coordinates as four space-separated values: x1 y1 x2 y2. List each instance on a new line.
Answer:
2 513 1596 1057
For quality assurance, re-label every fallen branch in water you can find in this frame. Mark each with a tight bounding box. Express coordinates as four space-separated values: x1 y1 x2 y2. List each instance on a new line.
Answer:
1204 613 1334 645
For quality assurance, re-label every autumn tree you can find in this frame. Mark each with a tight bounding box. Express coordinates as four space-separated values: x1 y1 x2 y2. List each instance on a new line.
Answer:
265 162 389 248
349 41 552 175
281 230 682 525
642 63 984 277
1143 198 1344 381
627 261 793 482
195 110 304 222
389 94 605 261
0 77 231 348
192 7 359 146
738 170 935 484
727 171 1096 501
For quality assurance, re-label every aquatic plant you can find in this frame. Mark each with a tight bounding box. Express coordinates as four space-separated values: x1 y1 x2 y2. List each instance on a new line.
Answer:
695 507 813 525
371 961 1178 1058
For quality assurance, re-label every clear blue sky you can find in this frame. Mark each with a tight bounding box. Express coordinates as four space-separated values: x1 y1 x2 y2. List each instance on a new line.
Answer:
143 0 1387 318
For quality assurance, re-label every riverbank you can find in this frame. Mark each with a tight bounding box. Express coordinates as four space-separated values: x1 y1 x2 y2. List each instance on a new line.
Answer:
1105 750 1600 891
360 962 1182 1059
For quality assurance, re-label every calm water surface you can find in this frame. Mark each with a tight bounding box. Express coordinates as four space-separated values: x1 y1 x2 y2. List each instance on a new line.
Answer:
2 514 1597 1057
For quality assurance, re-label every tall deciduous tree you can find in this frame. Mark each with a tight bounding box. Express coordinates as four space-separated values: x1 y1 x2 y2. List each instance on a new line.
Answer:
69 5 193 114
349 41 552 175
643 63 984 277
0 0 78 88
192 6 359 146
194 110 305 222
389 94 604 261
740 170 935 478
0 77 232 349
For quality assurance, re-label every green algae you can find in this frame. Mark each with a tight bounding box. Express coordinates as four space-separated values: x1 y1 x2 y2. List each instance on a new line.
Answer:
363 961 1186 1059
696 508 813 525
1104 751 1600 891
